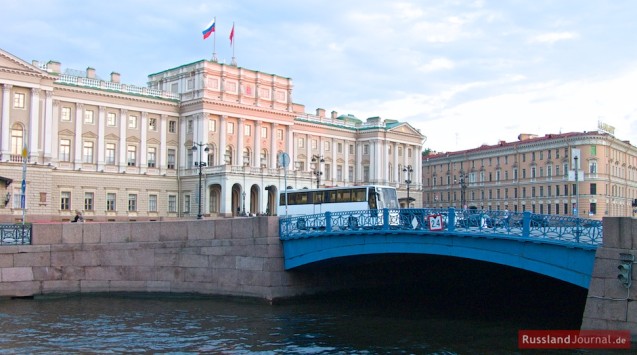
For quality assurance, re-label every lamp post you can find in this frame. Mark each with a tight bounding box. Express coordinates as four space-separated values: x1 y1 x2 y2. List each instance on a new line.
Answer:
311 155 324 189
192 143 209 219
242 162 248 216
574 155 579 217
455 172 468 210
403 165 413 207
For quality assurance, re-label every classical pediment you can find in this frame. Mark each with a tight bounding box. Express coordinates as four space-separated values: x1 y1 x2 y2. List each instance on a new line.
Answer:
0 49 50 77
388 122 425 138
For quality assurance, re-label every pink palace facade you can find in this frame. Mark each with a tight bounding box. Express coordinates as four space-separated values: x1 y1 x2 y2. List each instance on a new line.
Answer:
0 48 425 222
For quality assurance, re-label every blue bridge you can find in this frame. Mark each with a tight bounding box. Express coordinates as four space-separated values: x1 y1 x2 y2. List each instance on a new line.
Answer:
279 208 603 288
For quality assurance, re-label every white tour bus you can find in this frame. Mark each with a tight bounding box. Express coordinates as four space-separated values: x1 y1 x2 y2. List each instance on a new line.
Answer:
277 185 400 218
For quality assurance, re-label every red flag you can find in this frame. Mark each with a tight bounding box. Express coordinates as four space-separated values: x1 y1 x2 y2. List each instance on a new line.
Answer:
229 24 235 46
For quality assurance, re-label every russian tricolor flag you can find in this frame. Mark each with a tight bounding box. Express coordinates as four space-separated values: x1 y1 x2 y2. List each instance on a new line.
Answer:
202 20 215 40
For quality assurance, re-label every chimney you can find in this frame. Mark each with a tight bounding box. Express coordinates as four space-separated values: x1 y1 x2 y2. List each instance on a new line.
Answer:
316 108 325 118
86 67 96 79
110 72 121 83
517 133 538 141
331 110 338 119
32 60 40 67
47 61 61 74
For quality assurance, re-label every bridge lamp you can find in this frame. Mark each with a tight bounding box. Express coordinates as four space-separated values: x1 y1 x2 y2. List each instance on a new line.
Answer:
403 165 413 208
192 143 209 219
311 155 324 189
617 261 632 289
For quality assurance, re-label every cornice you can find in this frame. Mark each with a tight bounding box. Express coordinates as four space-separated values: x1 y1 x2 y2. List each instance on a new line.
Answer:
53 83 179 108
185 97 298 120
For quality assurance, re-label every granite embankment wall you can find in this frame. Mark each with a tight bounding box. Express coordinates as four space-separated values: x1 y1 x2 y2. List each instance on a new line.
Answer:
0 217 336 302
582 217 637 339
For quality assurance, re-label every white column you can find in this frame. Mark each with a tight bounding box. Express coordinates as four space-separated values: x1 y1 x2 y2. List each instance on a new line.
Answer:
43 90 53 161
118 109 127 171
140 112 148 170
97 106 105 170
331 138 336 183
305 134 311 173
179 116 187 169
29 88 40 161
343 139 349 184
254 120 261 166
393 142 399 183
286 125 294 172
160 115 167 171
219 115 227 165
51 100 60 161
356 142 363 182
1 84 11 159
237 118 245 166
74 103 83 165
369 141 376 183
270 123 277 168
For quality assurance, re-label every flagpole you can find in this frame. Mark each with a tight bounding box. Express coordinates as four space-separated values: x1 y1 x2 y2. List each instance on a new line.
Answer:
231 22 237 66
212 17 217 62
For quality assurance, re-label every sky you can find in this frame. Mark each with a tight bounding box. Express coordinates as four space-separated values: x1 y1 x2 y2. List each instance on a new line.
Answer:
2 0 637 153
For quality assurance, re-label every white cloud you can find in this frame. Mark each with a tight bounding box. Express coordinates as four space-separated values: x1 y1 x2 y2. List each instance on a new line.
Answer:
418 57 455 72
529 31 579 44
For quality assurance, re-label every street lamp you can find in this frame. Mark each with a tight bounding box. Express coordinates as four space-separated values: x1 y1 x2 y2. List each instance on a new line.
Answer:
242 162 249 216
192 143 209 219
455 172 468 210
403 165 413 207
311 155 324 189
574 155 579 217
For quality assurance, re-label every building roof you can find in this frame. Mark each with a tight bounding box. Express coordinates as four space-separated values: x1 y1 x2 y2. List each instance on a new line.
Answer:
425 131 629 160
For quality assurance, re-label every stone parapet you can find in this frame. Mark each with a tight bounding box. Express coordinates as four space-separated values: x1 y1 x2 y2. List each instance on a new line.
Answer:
0 217 298 301
582 217 637 341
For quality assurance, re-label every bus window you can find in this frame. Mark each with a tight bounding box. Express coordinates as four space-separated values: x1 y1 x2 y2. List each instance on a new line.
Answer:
352 188 366 202
327 190 337 203
298 192 308 204
338 189 352 203
312 191 324 204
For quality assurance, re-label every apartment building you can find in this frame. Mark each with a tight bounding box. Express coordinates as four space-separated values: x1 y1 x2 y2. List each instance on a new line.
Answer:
422 130 637 220
0 48 425 222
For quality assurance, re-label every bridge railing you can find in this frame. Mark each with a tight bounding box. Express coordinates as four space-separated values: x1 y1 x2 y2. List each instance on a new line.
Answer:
279 208 602 248
0 223 32 245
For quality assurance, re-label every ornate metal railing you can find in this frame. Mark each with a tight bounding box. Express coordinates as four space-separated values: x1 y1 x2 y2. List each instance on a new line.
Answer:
0 224 32 245
279 208 602 248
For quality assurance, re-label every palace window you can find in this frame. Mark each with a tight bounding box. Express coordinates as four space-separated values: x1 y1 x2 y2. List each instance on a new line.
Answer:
13 93 25 109
148 194 158 212
106 143 116 165
84 192 94 211
83 141 94 163
84 110 94 124
61 107 71 121
59 139 71 162
60 191 71 210
106 193 116 211
128 194 137 212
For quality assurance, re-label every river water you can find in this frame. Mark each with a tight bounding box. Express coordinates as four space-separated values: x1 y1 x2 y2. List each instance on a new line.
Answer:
0 258 631 354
